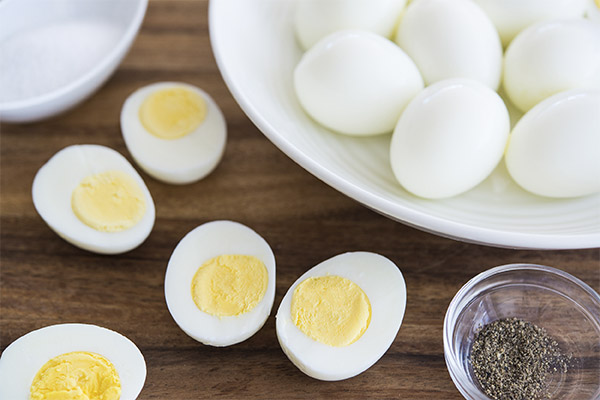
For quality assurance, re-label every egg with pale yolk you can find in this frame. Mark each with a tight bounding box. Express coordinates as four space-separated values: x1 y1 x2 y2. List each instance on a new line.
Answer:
164 220 276 346
276 252 406 381
32 144 155 254
120 82 227 185
0 323 146 400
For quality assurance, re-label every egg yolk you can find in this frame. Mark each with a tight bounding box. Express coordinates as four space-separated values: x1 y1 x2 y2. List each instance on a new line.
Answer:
291 275 371 347
139 87 206 140
71 170 146 232
29 351 121 400
191 254 268 317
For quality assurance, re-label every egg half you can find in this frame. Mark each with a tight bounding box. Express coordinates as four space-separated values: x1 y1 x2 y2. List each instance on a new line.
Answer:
121 82 227 184
0 323 146 400
164 220 276 346
276 252 406 381
32 144 155 254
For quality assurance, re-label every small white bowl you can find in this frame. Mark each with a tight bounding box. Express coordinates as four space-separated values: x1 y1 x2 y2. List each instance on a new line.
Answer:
209 0 600 250
0 0 147 123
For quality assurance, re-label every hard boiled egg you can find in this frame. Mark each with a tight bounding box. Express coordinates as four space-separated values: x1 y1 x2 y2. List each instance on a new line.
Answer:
32 144 155 254
503 19 600 113
505 90 600 198
294 0 407 50
276 252 406 381
294 30 423 136
395 0 502 90
472 0 588 47
121 82 227 184
390 79 510 199
0 323 146 400
164 220 276 347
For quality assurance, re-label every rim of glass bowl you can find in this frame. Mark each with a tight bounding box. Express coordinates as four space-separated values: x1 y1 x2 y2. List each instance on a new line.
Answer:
443 263 600 399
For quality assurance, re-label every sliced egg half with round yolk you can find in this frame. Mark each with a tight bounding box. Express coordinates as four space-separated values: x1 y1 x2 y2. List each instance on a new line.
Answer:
32 144 155 254
121 82 227 185
276 252 406 381
0 323 146 400
164 220 276 346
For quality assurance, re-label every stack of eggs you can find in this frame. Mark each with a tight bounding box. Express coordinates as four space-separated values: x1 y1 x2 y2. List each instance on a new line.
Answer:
293 0 600 199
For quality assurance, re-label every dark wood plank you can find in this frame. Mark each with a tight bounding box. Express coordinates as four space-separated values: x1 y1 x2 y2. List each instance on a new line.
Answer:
1 1 599 399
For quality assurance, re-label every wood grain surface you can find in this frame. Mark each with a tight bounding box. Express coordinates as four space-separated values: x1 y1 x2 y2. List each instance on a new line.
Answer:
1 1 599 399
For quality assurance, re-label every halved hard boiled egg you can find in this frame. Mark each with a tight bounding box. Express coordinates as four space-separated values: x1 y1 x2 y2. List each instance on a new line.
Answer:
32 144 155 254
276 252 406 381
0 323 146 400
121 82 227 184
164 220 276 346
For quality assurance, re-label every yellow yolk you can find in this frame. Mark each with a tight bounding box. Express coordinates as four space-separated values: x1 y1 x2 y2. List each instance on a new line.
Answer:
29 351 121 400
191 255 268 317
291 275 371 347
596 0 600 9
139 87 206 140
71 170 146 232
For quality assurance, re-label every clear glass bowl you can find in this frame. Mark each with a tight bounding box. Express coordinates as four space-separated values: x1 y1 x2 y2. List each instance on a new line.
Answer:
444 264 600 399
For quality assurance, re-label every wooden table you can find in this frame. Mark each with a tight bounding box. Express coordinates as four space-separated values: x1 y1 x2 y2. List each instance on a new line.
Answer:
1 1 598 398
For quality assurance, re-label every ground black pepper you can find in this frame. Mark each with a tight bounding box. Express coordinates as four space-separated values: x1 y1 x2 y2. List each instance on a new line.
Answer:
469 317 570 400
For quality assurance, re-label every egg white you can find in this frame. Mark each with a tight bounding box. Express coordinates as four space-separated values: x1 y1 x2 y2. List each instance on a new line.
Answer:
276 252 406 381
164 220 276 347
472 0 588 47
294 0 407 50
503 19 600 113
390 78 510 199
0 323 146 400
505 90 600 198
294 30 423 136
32 144 155 254
121 82 227 185
395 0 503 90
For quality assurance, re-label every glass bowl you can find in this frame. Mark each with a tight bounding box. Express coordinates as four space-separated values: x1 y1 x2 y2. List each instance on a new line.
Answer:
444 263 600 399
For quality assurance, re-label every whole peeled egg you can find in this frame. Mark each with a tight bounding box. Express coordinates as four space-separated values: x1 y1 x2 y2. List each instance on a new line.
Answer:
0 323 146 400
472 0 588 47
276 252 406 381
294 30 423 136
165 220 276 347
32 144 155 254
395 0 503 90
294 0 407 50
503 19 600 113
121 82 227 184
505 90 600 198
390 79 510 199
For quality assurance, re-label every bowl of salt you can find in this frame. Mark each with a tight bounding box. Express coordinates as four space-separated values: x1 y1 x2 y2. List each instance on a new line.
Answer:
0 0 147 123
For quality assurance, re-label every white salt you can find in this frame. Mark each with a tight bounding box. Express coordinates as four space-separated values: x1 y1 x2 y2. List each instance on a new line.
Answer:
0 20 122 103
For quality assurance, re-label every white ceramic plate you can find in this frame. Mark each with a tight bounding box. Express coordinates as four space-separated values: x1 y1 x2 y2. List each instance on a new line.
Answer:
209 0 600 249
